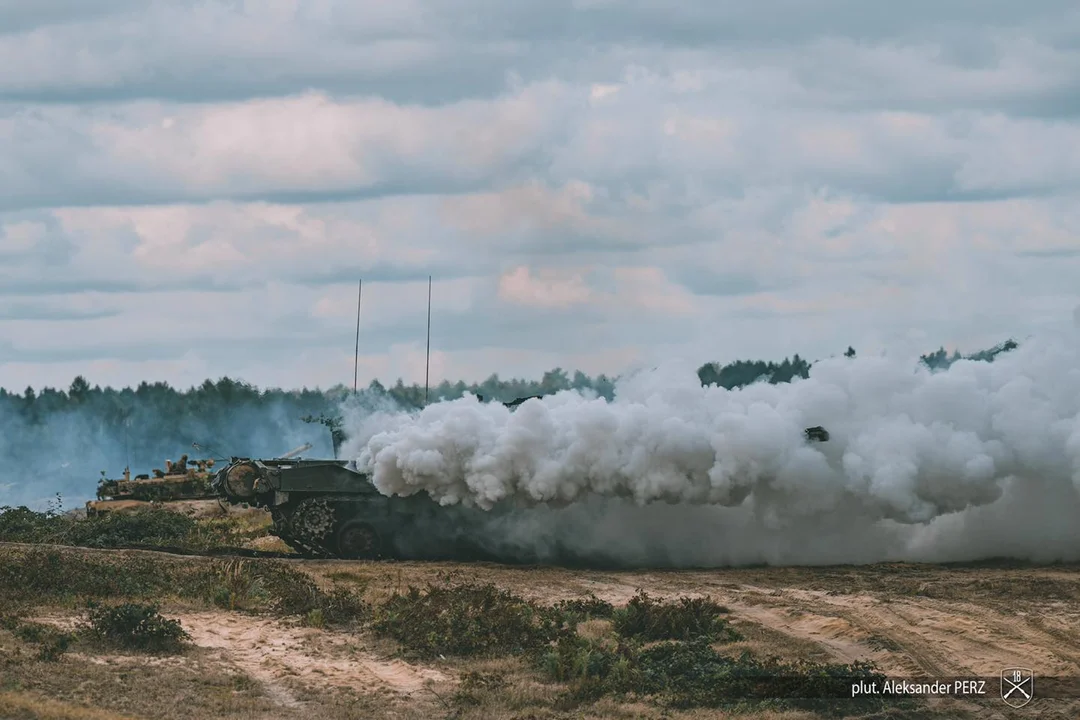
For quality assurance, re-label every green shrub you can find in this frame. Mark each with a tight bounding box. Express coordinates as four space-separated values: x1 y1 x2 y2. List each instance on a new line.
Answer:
0 549 177 603
549 594 615 622
36 632 72 661
632 641 897 712
372 581 561 659
0 506 69 544
184 559 367 622
0 505 257 552
181 514 271 551
192 559 271 611
536 632 902 713
67 509 196 548
0 549 365 624
81 602 189 653
612 592 739 642
1 615 74 662
540 633 638 685
243 562 366 622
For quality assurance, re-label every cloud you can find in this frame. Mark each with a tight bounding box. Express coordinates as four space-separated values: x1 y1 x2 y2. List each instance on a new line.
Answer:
498 266 593 309
5 63 1080 214
0 86 580 212
0 1 1078 392
0 301 118 322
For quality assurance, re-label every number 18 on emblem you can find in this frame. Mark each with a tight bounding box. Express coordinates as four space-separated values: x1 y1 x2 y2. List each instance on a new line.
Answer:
1000 667 1033 708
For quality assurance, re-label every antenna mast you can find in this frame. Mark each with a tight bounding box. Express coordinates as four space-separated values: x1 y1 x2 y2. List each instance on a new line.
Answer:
353 279 362 394
424 275 432 406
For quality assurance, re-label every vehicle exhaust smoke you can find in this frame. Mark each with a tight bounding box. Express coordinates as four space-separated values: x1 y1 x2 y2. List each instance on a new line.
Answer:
341 332 1080 566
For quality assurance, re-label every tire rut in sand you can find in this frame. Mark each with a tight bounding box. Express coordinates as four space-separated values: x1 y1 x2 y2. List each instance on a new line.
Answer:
827 604 958 677
714 587 981 677
178 611 450 707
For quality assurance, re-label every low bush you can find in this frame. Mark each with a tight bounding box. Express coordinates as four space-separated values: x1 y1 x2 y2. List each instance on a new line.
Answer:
612 592 739 642
451 670 509 707
67 509 196 548
372 581 562 659
0 548 177 604
540 633 639 685
0 504 264 553
0 549 366 624
81 602 189 653
35 632 72 661
0 506 68 544
188 559 367 622
191 558 271 611
539 636 899 713
0 615 74 661
549 594 615 622
633 641 897 713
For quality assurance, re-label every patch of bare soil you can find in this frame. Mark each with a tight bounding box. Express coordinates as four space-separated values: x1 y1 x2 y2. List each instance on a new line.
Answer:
179 611 451 706
4 609 447 720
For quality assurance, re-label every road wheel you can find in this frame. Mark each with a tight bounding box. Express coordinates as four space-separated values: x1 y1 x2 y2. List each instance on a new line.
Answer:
335 520 381 559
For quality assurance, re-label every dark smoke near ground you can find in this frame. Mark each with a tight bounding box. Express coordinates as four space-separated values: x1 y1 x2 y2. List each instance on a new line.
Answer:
0 379 337 509
344 333 1080 567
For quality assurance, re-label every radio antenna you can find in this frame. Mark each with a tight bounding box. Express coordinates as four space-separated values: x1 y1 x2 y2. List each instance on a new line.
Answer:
353 279 362 394
424 275 432 406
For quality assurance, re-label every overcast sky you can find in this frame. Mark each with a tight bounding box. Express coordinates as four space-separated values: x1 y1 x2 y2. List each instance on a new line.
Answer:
1 1 1078 392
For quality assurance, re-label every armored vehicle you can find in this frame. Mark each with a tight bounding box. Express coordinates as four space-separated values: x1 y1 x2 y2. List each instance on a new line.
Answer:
87 444 313 516
87 455 218 516
211 424 831 560
212 457 402 558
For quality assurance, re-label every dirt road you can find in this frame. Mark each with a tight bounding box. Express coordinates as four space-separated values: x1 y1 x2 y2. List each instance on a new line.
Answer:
305 558 1080 676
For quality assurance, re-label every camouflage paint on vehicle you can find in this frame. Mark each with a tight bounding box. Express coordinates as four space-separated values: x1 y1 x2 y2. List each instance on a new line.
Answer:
86 455 218 515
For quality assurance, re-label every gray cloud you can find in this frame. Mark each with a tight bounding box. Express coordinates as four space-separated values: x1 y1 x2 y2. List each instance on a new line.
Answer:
1017 248 1080 258
0 0 141 35
0 1 1076 118
671 268 772 298
0 1 1078 391
0 303 119 322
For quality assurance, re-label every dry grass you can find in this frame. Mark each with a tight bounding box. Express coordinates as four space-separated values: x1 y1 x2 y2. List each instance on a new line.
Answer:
3 543 1080 719
720 618 835 664
0 691 140 720
0 632 278 719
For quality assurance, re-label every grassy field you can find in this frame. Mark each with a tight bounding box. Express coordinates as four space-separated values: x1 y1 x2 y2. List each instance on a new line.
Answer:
1 505 1078 719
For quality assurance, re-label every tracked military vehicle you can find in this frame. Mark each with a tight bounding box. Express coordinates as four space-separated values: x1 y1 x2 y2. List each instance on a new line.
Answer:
211 412 832 560
88 444 313 516
87 455 218 516
212 456 428 558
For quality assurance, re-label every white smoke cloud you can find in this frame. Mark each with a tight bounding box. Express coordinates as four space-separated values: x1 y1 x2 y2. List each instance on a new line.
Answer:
342 332 1080 565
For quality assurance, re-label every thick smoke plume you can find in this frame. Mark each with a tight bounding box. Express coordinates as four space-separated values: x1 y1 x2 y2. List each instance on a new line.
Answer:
343 333 1080 566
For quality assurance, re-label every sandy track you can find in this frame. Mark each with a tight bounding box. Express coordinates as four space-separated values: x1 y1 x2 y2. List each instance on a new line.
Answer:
607 578 1080 680
179 612 450 707
306 557 1080 683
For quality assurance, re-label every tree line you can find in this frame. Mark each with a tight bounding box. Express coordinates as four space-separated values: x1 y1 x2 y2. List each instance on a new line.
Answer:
0 340 1018 429
0 340 1017 505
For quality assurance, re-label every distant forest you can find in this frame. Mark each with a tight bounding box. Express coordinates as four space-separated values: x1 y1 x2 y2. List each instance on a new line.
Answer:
0 339 1017 506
